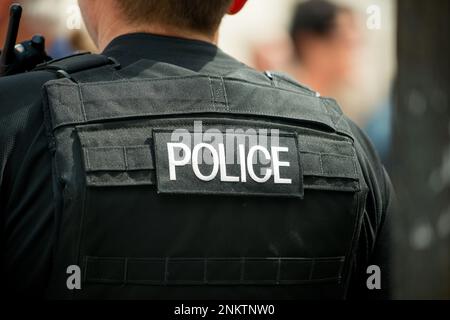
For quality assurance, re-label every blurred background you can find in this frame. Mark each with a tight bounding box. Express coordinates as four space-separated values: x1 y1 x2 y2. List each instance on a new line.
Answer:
0 0 448 299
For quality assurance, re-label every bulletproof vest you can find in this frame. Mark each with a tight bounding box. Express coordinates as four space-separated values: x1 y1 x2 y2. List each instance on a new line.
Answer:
40 53 367 299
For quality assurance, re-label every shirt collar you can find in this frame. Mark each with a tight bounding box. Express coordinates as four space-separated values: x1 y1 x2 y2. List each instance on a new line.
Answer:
102 33 220 68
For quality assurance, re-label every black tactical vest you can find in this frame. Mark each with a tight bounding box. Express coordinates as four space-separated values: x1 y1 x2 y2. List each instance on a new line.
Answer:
41 54 367 299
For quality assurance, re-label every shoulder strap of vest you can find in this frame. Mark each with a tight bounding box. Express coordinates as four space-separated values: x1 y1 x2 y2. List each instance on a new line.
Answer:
257 71 356 140
35 52 120 81
41 54 355 141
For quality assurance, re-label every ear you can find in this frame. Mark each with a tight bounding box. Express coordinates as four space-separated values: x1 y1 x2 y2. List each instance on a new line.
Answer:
228 0 247 15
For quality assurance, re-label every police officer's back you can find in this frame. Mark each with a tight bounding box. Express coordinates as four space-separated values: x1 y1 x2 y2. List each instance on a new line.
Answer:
0 0 395 299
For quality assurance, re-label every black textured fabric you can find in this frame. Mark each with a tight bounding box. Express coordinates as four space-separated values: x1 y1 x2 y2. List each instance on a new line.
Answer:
0 70 55 296
0 33 394 298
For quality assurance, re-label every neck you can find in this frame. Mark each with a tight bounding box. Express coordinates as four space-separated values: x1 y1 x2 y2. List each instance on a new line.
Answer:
96 18 218 51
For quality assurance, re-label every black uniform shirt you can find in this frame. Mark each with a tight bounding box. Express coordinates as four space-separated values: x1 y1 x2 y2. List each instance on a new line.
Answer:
0 33 395 298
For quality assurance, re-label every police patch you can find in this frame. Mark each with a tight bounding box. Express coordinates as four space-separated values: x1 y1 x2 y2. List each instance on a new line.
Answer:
153 130 304 198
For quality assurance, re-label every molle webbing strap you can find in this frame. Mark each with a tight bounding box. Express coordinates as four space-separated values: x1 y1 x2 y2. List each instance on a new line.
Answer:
83 256 346 285
43 76 354 139
76 128 360 192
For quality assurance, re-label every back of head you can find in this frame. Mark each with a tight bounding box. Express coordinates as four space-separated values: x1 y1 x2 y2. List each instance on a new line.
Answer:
116 0 233 36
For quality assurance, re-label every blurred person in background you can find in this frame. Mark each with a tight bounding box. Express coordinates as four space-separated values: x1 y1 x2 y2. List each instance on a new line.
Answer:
49 30 97 58
363 94 393 164
289 0 392 163
289 0 361 98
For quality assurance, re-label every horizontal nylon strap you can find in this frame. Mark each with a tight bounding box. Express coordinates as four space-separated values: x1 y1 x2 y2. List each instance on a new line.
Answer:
81 144 358 184
37 53 114 74
44 76 336 132
301 152 357 180
85 171 156 187
84 256 345 285
85 172 360 191
83 145 154 172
